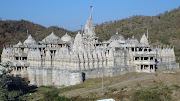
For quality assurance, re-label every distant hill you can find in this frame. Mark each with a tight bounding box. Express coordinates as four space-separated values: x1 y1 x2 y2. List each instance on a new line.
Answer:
0 20 75 53
0 7 180 56
95 7 180 56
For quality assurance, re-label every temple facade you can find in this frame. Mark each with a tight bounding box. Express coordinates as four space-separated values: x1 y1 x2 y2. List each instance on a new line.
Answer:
1 7 179 87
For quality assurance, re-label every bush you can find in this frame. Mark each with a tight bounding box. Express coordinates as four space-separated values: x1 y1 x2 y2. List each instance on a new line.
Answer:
172 84 180 89
42 90 71 101
161 38 170 45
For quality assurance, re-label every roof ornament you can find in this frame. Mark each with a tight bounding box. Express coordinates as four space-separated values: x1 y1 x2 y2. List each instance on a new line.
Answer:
90 6 93 19
116 31 118 34
132 35 134 38
27 30 29 36
81 25 83 34
51 31 54 35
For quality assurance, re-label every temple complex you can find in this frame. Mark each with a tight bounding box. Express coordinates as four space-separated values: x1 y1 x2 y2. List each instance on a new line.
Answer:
1 7 179 87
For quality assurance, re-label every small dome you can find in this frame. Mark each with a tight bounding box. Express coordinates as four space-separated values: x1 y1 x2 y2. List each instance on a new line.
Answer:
24 34 38 45
61 33 72 42
16 41 23 46
140 33 149 45
109 32 125 41
1 47 14 58
42 32 62 44
126 36 139 44
108 41 121 47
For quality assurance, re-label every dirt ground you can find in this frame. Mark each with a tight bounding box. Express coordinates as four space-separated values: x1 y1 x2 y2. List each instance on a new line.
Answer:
27 69 180 101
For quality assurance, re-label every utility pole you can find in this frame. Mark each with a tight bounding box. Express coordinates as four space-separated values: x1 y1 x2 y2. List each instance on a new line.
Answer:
102 68 103 90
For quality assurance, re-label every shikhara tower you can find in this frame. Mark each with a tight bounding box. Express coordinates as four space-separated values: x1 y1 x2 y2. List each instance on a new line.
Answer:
83 6 99 51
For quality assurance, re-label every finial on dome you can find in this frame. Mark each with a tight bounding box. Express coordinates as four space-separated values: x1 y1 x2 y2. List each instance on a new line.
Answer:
132 35 134 38
90 6 93 19
116 31 118 34
28 34 32 38
17 41 21 46
78 31 80 34
81 25 83 34
66 32 68 35
27 30 29 36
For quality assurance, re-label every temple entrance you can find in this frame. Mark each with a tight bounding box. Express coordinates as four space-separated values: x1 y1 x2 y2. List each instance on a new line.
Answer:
82 72 86 81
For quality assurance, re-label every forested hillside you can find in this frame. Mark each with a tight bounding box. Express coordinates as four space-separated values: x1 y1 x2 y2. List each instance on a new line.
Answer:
95 7 180 55
0 20 75 54
0 7 180 56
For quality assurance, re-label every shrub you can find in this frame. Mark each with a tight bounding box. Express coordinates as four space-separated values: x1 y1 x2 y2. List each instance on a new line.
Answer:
42 90 71 101
172 84 180 89
161 38 170 45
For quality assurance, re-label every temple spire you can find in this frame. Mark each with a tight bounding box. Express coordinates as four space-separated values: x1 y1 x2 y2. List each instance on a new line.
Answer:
147 29 148 39
27 30 29 36
81 25 83 34
90 6 93 19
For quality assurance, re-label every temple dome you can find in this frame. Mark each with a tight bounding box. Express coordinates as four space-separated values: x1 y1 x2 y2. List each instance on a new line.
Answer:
109 32 125 41
61 33 72 42
84 18 96 37
42 32 62 44
126 36 139 44
24 34 38 45
16 41 23 46
108 41 121 47
140 33 149 45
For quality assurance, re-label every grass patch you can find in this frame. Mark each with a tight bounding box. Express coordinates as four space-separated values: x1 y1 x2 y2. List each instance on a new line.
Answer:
171 84 180 89
58 85 85 94
132 85 172 101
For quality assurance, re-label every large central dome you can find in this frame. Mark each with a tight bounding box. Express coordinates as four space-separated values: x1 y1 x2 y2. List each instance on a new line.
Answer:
42 32 63 44
24 34 38 45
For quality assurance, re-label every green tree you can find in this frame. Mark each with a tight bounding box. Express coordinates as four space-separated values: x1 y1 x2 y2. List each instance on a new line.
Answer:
0 62 23 101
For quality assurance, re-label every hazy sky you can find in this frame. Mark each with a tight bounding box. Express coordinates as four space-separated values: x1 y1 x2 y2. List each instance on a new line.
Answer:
0 0 180 31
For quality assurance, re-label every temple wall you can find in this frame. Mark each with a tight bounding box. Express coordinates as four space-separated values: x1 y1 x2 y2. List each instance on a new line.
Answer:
28 66 128 87
157 62 179 70
28 67 83 87
83 67 128 80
